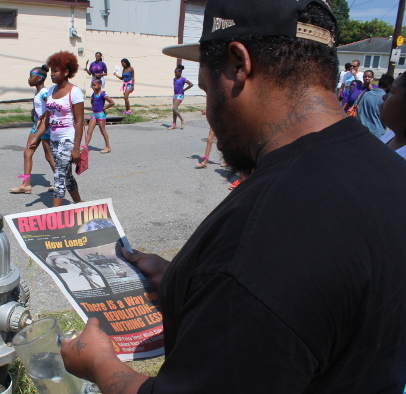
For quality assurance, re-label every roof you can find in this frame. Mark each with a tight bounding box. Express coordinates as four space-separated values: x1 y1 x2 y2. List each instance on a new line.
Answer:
338 37 406 54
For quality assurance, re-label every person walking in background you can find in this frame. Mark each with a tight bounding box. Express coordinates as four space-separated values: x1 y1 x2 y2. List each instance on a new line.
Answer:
337 63 351 97
167 64 193 130
195 110 215 168
113 58 134 115
10 65 55 194
30 51 84 207
338 59 364 98
84 52 108 88
343 70 377 111
380 72 406 159
354 73 394 138
85 79 114 154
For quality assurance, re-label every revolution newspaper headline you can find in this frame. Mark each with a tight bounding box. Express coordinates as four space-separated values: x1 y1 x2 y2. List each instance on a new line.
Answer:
5 199 164 361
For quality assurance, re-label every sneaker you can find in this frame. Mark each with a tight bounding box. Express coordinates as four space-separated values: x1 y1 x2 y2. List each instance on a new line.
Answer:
125 110 132 115
10 185 32 194
228 180 241 190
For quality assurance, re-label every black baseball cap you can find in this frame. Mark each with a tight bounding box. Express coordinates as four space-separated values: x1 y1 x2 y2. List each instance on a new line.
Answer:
163 0 337 62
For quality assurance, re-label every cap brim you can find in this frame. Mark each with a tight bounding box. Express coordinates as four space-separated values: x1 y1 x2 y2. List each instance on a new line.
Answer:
162 43 200 62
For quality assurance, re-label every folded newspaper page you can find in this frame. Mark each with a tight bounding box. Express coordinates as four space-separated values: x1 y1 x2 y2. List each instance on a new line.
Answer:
5 199 164 361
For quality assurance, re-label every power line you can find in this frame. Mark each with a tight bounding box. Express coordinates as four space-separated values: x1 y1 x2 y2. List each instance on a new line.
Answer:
352 0 380 8
380 2 399 20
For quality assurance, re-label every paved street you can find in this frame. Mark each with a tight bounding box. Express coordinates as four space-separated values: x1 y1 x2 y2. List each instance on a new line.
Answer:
0 114 236 317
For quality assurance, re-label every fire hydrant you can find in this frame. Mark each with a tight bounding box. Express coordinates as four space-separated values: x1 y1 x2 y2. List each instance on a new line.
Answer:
0 215 31 392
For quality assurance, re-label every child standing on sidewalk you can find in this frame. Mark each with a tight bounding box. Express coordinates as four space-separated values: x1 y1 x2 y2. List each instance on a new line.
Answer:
85 79 115 153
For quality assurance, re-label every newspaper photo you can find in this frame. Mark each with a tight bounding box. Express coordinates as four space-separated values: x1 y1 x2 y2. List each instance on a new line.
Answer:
5 199 164 361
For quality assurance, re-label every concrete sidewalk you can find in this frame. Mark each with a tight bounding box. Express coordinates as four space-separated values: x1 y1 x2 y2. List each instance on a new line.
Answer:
0 116 235 318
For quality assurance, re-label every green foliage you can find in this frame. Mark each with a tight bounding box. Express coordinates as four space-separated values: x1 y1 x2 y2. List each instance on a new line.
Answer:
363 19 395 38
329 0 403 46
339 18 396 46
330 0 350 42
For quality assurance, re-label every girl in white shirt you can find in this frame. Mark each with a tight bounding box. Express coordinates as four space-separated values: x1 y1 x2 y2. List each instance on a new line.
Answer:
10 65 55 194
32 51 84 207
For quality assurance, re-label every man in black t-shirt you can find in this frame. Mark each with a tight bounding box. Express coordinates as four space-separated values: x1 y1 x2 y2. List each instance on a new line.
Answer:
61 1 406 393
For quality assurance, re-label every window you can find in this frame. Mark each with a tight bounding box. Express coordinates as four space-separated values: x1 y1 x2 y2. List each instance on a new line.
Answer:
399 57 405 66
0 8 17 30
372 55 380 68
363 55 380 69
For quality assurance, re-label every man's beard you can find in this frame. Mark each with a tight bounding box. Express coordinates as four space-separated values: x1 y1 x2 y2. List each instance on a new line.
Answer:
211 84 255 175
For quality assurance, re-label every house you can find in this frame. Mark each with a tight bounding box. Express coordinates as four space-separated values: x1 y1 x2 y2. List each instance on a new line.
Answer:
0 0 206 101
337 37 406 79
0 0 90 101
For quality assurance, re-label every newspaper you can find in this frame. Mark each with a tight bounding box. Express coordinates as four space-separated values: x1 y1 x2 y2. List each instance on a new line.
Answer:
5 199 164 361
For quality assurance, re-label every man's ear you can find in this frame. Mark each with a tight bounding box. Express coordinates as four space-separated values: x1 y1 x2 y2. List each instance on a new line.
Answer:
227 41 252 88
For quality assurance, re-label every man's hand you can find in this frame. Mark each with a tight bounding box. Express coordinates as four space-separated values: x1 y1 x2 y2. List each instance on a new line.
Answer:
122 248 170 292
62 318 151 393
61 318 117 382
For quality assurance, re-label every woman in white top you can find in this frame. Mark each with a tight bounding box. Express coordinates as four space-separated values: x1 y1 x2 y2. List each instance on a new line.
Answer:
379 72 406 160
32 51 84 207
10 65 55 194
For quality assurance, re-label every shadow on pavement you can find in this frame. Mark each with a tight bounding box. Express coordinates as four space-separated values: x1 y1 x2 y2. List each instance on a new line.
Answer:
25 192 70 208
87 146 102 152
215 168 235 182
31 174 53 188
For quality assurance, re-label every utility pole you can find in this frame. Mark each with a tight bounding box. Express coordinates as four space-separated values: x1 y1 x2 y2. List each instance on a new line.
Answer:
387 0 406 76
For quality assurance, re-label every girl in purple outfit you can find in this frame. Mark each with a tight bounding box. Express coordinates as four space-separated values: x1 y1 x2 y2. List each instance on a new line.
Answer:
344 70 377 111
85 80 115 153
113 58 134 115
84 52 108 88
168 65 193 130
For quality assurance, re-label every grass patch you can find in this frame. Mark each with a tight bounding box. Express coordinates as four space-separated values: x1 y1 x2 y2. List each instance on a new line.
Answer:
0 108 26 114
9 360 36 394
184 105 201 112
120 113 150 124
0 115 31 125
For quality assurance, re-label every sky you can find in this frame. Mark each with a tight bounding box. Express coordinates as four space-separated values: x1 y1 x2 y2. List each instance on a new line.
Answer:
349 0 404 26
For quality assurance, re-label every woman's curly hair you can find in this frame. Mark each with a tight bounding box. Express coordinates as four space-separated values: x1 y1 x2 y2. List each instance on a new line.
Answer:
47 51 79 79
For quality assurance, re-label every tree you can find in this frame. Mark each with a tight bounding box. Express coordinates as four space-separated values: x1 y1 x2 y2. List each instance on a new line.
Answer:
338 19 364 45
363 19 395 38
338 18 396 46
330 0 350 45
